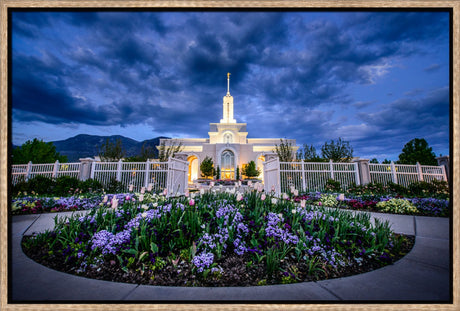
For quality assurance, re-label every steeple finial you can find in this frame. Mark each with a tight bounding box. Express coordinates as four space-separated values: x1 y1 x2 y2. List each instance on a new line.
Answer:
227 72 231 95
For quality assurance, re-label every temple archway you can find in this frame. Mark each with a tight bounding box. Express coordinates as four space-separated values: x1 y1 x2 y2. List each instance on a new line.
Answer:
220 150 235 179
187 155 199 183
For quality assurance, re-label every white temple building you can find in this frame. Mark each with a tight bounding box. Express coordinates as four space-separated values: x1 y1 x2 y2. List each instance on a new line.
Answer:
160 73 297 183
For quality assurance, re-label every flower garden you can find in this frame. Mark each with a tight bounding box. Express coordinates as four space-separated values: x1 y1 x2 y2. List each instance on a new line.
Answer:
16 177 449 287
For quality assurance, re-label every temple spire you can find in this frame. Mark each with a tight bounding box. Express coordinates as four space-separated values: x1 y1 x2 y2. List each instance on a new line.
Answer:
227 72 231 95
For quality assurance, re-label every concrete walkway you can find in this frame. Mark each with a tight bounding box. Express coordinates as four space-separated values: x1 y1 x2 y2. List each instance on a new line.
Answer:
10 210 451 302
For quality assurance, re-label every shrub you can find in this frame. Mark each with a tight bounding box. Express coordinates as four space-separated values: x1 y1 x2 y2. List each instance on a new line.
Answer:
376 199 418 214
105 177 125 193
386 182 408 196
79 178 103 193
317 194 338 207
324 179 342 193
26 175 55 195
54 176 81 196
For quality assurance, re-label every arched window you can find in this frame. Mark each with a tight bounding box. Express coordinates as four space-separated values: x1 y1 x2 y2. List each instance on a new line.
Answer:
224 133 233 144
221 150 235 179
221 150 234 169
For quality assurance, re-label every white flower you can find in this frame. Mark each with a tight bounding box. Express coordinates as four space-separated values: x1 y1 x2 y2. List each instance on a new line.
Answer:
200 189 205 195
129 184 134 192
236 192 243 201
271 198 278 205
163 188 168 196
147 183 153 192
141 204 149 210
140 187 146 194
294 190 299 196
185 189 190 197
210 181 215 187
141 212 148 218
102 195 108 203
111 198 118 209
338 193 345 201
191 192 196 199
282 193 289 200
300 200 306 208
152 202 158 207
290 186 295 193
248 181 252 187
292 209 297 214
138 194 144 202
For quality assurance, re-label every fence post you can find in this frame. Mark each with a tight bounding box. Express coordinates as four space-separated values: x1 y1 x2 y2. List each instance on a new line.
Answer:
52 160 60 178
301 161 306 192
440 165 447 181
329 160 334 180
116 159 122 181
416 162 424 181
353 162 361 185
144 160 150 188
390 161 398 184
26 161 32 181
276 157 281 196
353 159 369 185
90 161 96 179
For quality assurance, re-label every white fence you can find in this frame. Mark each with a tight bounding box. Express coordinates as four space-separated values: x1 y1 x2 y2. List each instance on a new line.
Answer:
369 162 447 187
11 158 188 196
11 161 81 185
264 159 447 195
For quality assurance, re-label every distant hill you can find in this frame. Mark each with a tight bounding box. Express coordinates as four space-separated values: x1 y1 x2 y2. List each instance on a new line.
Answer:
51 134 169 162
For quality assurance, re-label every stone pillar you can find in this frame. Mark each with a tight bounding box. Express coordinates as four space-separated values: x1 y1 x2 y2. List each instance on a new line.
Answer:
353 159 371 185
79 158 95 181
436 155 449 180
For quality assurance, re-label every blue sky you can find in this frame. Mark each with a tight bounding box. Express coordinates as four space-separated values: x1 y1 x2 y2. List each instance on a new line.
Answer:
11 10 450 161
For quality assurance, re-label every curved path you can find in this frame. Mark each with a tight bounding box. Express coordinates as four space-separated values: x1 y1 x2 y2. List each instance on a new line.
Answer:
10 210 451 302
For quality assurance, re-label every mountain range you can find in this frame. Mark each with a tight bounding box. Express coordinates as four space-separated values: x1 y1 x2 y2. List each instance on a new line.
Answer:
50 134 169 162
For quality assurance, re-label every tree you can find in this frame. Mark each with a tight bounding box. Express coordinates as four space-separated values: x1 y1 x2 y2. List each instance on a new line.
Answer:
215 166 220 180
397 138 437 165
382 159 391 164
320 137 353 162
274 138 295 162
242 161 260 179
200 156 215 179
158 139 184 162
370 158 379 164
12 138 67 164
99 138 125 162
302 144 325 162
125 143 157 162
236 166 240 180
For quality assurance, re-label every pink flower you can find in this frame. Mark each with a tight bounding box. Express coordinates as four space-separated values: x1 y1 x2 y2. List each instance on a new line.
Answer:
237 193 243 201
318 202 322 206
163 188 168 196
300 200 306 208
189 199 195 206
261 194 266 201
126 196 131 201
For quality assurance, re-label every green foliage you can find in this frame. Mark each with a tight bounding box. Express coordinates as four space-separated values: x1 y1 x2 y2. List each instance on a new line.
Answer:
242 161 260 179
370 158 379 164
382 159 391 164
320 137 353 162
200 156 215 178
54 176 81 196
236 166 240 180
274 139 295 162
324 179 342 193
12 138 67 164
23 175 56 195
158 139 184 162
408 180 449 199
79 179 103 193
104 177 125 193
99 138 125 162
317 194 338 207
376 199 418 214
215 166 220 179
397 138 437 165
301 144 325 162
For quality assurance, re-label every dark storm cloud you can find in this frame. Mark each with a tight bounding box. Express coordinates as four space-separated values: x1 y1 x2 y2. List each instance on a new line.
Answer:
11 11 449 157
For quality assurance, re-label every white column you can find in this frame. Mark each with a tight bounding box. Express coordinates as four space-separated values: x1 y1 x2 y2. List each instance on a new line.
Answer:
416 162 424 181
329 160 334 180
116 159 122 181
52 160 60 178
144 160 150 187
390 161 398 184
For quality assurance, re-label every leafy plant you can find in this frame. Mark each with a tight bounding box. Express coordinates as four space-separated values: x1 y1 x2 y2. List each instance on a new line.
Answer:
242 161 260 179
376 199 418 214
200 156 215 179
99 138 125 162
324 179 342 193
274 138 295 162
320 137 353 162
